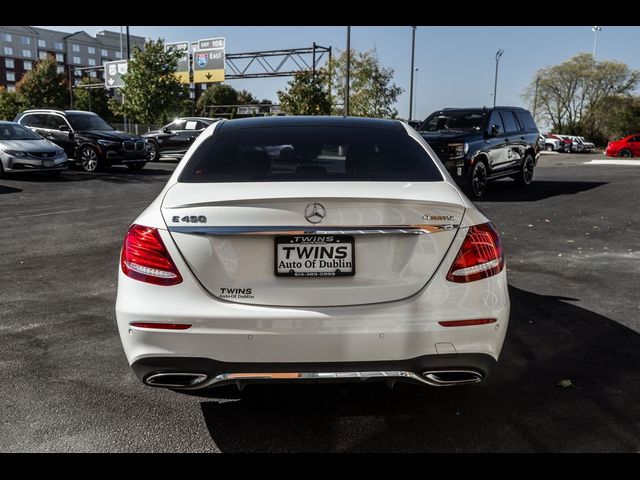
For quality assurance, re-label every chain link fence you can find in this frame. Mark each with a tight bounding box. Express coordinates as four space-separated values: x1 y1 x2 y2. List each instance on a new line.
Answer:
112 123 162 135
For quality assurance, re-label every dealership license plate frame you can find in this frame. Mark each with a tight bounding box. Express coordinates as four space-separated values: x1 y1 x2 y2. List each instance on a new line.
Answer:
274 235 356 278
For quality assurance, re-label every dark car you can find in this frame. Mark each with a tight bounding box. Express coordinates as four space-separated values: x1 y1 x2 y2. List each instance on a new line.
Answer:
14 109 149 173
417 106 540 197
141 117 218 161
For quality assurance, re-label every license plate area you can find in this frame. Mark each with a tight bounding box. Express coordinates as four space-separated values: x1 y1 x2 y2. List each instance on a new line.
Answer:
275 235 355 277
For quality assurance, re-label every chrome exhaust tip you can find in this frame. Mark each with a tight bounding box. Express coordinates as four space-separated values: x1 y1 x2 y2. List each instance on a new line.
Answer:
145 372 208 388
422 369 483 386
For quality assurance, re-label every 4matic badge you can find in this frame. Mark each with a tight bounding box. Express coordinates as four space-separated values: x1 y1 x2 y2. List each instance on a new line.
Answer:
423 213 455 221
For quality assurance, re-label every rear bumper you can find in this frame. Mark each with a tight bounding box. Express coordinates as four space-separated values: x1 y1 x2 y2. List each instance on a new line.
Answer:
116 228 511 379
132 353 497 389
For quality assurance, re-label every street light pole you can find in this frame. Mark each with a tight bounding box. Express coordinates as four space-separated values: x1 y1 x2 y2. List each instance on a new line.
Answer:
493 49 504 108
592 26 602 61
533 76 540 120
409 26 416 121
413 67 419 121
345 26 351 116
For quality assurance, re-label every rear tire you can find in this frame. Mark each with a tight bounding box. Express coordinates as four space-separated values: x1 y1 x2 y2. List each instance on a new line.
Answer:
514 154 535 185
127 162 146 171
467 160 488 198
618 149 633 158
147 140 160 162
545 144 554 151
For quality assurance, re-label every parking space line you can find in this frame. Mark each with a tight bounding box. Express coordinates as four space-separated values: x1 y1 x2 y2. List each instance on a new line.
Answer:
0 201 151 222
585 159 640 166
0 208 87 221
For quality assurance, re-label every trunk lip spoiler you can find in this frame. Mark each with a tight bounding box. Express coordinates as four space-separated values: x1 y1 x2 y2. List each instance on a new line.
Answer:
167 224 459 236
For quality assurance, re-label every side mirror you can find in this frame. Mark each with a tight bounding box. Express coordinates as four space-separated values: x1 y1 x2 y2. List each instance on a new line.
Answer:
490 124 501 137
161 127 169 133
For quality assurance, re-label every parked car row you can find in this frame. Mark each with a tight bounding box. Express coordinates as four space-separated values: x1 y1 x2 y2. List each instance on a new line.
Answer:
542 133 595 153
0 109 219 178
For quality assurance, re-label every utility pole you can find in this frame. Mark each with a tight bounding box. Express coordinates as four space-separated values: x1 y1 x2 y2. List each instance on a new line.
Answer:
68 65 74 108
409 26 416 121
312 42 316 77
493 49 504 108
126 26 131 60
328 46 332 111
345 26 351 116
124 26 131 132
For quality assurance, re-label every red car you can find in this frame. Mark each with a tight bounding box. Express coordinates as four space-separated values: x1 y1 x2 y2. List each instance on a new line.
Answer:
605 134 640 158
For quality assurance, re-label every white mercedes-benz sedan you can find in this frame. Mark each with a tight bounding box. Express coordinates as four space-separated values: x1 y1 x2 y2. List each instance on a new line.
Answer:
116 116 509 391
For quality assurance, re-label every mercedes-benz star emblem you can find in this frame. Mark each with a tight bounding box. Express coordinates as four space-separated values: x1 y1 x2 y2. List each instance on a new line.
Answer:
304 203 325 224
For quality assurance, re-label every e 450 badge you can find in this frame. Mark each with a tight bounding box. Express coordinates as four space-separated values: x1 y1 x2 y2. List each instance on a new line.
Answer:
172 215 207 223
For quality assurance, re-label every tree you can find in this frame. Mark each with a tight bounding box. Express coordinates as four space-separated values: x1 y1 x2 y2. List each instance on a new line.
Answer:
195 84 238 116
591 95 640 143
237 89 257 105
277 70 331 115
522 53 640 138
73 77 113 121
0 87 22 121
16 57 68 110
178 98 195 117
109 39 188 124
328 48 403 118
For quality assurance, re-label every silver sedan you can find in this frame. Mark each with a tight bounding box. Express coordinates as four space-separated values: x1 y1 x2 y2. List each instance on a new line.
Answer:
0 121 68 177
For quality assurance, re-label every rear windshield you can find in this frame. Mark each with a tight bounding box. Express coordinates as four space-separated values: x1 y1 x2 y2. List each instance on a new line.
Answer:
179 126 443 183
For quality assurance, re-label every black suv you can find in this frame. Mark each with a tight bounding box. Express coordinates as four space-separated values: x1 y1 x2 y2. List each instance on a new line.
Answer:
141 117 218 161
14 109 149 172
417 106 540 197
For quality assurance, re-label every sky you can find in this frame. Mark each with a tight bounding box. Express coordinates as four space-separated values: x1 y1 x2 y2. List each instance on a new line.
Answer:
38 26 640 122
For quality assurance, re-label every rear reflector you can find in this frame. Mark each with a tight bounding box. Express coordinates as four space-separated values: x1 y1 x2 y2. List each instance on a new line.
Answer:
121 224 183 286
439 318 497 327
130 322 191 330
446 222 504 283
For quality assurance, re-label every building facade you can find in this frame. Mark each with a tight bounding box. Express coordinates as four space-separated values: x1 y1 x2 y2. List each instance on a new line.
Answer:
0 26 145 91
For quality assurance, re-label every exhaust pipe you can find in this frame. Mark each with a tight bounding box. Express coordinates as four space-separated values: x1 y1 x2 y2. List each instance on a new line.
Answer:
422 369 482 386
145 372 208 388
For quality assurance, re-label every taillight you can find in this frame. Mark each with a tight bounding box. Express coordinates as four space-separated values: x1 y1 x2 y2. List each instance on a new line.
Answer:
121 224 183 286
446 222 504 283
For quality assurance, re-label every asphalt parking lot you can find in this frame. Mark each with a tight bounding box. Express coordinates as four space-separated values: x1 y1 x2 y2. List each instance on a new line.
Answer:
1 153 639 452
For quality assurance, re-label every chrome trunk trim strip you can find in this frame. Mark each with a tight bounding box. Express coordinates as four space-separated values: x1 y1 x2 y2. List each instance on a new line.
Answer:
168 224 458 236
